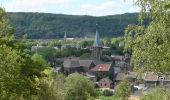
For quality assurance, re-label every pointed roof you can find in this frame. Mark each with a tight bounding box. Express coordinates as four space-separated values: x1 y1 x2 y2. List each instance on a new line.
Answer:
64 32 67 38
93 30 102 47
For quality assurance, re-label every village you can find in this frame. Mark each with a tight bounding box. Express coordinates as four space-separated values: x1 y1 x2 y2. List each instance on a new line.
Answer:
42 29 170 98
0 0 169 99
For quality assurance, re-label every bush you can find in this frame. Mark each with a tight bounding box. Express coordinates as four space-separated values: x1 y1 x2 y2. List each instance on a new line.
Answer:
101 55 112 62
103 89 113 96
80 53 91 59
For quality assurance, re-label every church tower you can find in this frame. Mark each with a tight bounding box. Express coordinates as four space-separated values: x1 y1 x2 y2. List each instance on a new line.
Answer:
91 30 103 60
64 32 67 40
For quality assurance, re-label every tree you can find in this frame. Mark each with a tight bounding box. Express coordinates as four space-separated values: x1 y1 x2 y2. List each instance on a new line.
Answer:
0 45 23 99
35 47 57 67
36 68 65 100
124 0 170 73
0 7 60 99
80 53 91 59
64 73 99 100
141 87 170 100
114 78 131 100
31 53 47 67
102 37 111 46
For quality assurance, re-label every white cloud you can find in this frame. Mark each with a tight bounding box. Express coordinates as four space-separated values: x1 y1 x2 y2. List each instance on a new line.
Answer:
74 0 140 16
3 0 74 12
1 0 140 16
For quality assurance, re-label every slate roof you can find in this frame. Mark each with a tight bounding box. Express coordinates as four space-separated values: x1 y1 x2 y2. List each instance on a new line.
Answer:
115 72 137 81
93 60 103 65
63 59 80 68
91 64 111 72
93 30 102 47
112 55 124 61
115 61 130 68
79 60 94 67
144 72 158 81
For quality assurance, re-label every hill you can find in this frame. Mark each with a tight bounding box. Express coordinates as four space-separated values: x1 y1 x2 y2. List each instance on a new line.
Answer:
7 12 139 39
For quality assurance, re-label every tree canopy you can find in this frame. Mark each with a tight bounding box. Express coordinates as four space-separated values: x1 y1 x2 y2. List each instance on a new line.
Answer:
124 0 170 73
64 73 99 100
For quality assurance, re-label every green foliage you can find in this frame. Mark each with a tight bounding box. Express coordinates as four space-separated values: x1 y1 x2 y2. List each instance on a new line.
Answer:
101 55 112 62
103 89 113 96
7 12 139 39
0 7 63 99
48 40 62 48
124 0 170 73
114 78 131 100
99 96 122 100
102 37 111 46
78 40 94 48
141 87 170 100
35 47 57 67
31 53 47 67
64 73 99 100
36 69 65 100
80 53 91 59
0 45 23 99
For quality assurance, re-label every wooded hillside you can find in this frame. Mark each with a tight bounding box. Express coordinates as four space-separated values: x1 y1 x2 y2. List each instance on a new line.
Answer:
7 12 140 39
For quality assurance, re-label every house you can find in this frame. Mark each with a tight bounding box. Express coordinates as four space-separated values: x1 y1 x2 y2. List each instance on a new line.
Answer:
112 55 131 74
144 72 158 87
91 64 114 80
116 61 131 73
85 73 96 82
99 78 113 89
63 58 97 74
115 72 137 85
79 60 95 72
63 59 81 74
144 72 170 87
158 75 170 87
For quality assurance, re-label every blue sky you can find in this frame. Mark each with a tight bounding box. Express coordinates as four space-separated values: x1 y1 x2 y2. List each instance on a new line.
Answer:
1 0 140 16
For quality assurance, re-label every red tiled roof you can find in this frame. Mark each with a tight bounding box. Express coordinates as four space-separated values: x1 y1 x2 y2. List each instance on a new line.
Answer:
91 64 111 72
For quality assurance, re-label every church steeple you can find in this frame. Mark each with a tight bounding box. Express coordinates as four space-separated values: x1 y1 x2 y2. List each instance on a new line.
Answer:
93 30 102 47
64 32 67 39
91 28 103 60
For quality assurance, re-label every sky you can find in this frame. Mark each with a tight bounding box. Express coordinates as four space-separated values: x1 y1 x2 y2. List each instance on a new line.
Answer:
0 0 140 16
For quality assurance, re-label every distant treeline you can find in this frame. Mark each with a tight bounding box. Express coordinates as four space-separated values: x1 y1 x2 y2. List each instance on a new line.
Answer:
7 12 145 39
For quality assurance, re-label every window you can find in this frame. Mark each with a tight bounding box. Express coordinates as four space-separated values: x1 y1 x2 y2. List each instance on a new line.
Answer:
105 83 107 86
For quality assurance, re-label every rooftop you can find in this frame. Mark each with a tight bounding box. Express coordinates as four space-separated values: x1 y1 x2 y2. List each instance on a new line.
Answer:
91 64 111 72
93 30 102 47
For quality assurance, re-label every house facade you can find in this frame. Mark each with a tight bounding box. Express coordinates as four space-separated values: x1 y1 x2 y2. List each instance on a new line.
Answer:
99 78 113 89
90 63 114 81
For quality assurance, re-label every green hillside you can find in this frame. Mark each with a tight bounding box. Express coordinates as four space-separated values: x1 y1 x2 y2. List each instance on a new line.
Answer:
7 12 139 39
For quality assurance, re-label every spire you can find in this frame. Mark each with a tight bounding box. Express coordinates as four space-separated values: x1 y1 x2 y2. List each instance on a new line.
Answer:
64 32 67 39
93 29 102 47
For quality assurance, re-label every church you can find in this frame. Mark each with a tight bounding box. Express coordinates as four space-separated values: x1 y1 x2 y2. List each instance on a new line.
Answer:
91 30 103 60
63 29 106 74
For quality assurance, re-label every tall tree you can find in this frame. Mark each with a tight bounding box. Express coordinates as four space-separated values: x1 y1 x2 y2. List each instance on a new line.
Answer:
114 77 131 100
0 7 58 99
124 0 170 73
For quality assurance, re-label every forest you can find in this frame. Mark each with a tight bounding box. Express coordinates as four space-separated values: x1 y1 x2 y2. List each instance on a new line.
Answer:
7 12 140 39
